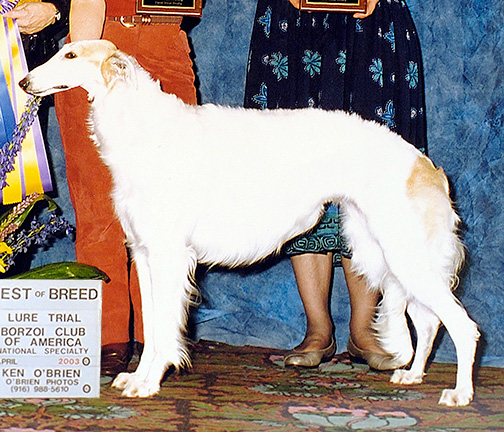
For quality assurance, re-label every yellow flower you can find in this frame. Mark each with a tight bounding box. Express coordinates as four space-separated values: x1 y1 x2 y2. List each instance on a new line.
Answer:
0 242 12 254
0 243 12 273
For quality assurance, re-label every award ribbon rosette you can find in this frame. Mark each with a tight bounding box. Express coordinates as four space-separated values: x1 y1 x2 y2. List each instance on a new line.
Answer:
0 0 52 204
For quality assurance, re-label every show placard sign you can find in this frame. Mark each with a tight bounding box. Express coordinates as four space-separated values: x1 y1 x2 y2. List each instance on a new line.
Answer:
0 280 101 398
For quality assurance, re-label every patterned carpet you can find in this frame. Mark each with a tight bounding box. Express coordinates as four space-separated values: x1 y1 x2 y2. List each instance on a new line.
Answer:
1 340 503 431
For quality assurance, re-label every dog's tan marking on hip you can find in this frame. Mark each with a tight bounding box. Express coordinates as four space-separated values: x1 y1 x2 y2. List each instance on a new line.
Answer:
407 155 449 197
407 155 451 237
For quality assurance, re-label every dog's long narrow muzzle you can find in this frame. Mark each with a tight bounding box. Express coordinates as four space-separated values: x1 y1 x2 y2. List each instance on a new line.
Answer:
18 75 70 96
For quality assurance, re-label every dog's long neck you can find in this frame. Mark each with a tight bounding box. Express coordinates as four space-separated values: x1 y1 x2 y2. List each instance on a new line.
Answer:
88 64 184 161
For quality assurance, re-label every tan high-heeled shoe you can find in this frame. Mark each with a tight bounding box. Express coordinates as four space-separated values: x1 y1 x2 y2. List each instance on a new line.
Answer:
284 337 336 368
347 337 401 370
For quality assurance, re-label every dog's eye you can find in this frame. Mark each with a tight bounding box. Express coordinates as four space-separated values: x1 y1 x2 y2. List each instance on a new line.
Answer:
64 52 78 59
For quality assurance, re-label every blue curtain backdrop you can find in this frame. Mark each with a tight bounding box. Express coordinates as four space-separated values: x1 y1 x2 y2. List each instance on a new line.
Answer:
37 0 503 367
188 0 504 367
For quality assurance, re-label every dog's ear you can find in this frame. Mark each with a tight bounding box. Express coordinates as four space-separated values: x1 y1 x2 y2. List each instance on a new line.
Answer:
101 51 138 89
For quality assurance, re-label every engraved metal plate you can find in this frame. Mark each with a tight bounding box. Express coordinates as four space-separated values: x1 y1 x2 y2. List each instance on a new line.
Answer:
300 0 366 13
136 0 202 17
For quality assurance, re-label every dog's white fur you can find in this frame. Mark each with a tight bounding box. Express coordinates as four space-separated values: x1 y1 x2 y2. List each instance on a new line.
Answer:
21 41 480 406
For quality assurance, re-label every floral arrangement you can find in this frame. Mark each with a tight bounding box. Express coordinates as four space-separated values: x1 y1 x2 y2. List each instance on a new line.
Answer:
0 96 108 280
0 192 73 273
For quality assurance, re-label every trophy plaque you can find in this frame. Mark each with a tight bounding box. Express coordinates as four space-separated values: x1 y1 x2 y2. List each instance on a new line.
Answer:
300 0 367 13
0 280 102 398
136 0 202 17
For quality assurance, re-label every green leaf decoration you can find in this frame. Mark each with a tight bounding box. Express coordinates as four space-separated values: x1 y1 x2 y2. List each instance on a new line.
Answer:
9 262 110 282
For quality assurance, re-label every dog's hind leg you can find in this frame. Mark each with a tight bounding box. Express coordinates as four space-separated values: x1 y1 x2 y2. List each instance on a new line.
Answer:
341 200 413 369
381 248 478 405
390 300 440 385
418 289 479 406
387 265 479 406
382 228 478 404
373 276 414 369
113 243 197 397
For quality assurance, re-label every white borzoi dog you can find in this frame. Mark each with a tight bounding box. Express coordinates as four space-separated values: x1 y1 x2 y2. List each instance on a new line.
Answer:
21 40 479 406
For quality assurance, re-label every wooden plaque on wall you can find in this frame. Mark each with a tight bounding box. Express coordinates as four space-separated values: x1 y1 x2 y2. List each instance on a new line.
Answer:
300 0 366 13
136 0 203 17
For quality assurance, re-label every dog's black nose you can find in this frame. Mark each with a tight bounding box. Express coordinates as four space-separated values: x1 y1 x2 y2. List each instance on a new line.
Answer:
18 76 30 91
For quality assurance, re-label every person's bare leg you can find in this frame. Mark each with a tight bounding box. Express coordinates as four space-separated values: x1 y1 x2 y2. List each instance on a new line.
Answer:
290 253 334 352
342 256 386 354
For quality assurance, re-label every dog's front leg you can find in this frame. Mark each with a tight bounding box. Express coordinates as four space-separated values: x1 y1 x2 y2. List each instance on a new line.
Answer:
112 245 197 397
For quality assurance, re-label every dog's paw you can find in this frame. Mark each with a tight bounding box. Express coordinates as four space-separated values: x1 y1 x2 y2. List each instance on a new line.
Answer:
438 388 473 407
390 369 424 385
112 372 160 398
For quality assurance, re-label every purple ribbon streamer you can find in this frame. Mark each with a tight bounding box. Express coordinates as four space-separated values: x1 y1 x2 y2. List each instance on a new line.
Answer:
0 1 19 15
